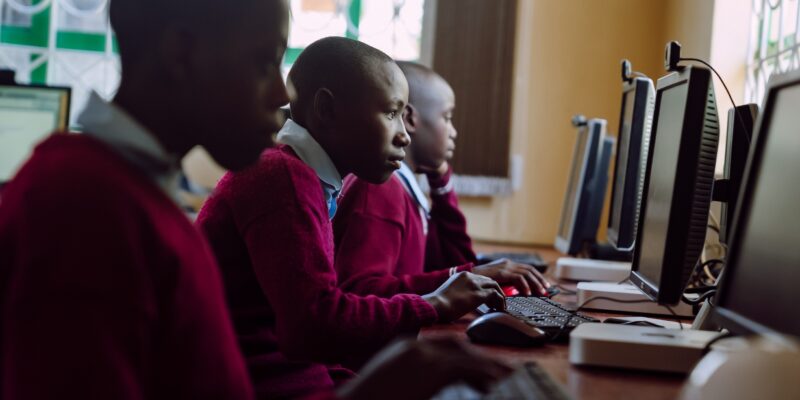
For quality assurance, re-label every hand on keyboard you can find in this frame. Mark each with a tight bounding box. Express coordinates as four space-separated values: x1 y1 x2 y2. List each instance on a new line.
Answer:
338 337 514 400
473 258 551 296
424 272 507 322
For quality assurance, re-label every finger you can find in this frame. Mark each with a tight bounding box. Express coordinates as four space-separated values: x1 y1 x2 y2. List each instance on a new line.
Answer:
483 288 506 311
527 265 551 287
522 269 549 296
511 273 532 296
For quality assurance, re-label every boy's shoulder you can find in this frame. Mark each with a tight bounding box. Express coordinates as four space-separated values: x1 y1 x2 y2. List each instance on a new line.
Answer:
5 134 161 207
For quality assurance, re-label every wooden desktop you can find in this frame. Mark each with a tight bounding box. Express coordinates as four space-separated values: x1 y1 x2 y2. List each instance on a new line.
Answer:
419 243 687 400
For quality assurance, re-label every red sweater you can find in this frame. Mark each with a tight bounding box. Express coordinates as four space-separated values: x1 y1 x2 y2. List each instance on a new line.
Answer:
0 134 252 400
424 169 477 271
196 145 438 400
332 169 475 297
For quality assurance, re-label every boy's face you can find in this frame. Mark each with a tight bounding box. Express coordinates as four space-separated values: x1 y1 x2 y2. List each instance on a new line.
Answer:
408 77 456 171
188 0 289 171
336 61 410 184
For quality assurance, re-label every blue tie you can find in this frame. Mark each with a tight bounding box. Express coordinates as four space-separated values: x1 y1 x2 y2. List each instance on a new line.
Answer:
322 183 338 220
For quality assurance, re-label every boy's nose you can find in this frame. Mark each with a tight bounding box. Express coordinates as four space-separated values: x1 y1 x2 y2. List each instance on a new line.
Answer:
396 122 411 147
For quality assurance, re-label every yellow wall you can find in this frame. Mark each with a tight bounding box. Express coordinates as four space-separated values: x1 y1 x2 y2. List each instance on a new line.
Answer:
460 0 670 245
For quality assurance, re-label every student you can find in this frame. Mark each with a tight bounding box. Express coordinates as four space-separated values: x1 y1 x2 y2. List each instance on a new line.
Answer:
333 62 550 298
0 1 508 399
196 36 506 399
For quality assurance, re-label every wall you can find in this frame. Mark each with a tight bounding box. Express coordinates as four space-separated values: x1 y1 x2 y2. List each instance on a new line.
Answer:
459 0 670 245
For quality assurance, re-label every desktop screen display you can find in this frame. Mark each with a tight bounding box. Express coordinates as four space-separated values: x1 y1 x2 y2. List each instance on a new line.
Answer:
557 126 590 241
629 66 719 305
607 78 654 251
714 75 800 337
609 89 634 235
635 82 688 289
0 84 70 182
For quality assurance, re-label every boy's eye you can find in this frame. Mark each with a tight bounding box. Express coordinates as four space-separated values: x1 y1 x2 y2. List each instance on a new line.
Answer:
387 110 399 120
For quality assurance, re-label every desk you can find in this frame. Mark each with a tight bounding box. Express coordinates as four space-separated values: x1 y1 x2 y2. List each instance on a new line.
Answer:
419 243 686 400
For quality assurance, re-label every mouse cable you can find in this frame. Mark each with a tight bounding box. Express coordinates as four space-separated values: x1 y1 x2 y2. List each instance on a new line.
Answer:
679 57 751 144
701 330 734 355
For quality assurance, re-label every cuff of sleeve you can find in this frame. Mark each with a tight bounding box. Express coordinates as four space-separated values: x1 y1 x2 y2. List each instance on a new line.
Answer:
457 263 474 273
406 294 439 325
426 165 453 191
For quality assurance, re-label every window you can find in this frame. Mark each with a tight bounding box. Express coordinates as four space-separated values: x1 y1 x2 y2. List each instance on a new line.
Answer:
0 0 427 125
746 0 800 103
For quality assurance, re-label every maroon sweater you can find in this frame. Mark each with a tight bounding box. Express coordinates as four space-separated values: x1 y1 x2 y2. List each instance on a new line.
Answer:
0 135 252 400
332 168 475 297
196 145 438 400
424 169 477 271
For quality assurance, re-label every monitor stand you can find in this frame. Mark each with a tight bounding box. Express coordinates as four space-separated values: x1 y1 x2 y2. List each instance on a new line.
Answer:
554 257 631 281
576 281 695 317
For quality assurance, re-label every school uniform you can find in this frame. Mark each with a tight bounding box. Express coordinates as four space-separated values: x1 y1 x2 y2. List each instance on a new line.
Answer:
196 119 438 400
0 93 252 400
332 162 476 297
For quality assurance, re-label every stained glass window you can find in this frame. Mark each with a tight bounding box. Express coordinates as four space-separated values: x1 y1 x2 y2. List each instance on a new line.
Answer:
0 0 427 125
746 0 800 102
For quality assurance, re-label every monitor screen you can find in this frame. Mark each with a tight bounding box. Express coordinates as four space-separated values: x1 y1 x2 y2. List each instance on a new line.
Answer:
557 127 590 240
636 82 688 288
0 84 70 181
716 82 800 336
609 88 635 234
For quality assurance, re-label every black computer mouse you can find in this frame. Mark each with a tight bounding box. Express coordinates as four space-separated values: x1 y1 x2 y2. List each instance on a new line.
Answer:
466 312 547 347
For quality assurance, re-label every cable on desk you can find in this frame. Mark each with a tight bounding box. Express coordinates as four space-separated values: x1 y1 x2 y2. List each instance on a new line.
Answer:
554 284 577 295
702 331 733 355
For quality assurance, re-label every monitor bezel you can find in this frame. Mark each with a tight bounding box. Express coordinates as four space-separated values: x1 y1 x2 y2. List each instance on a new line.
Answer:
607 77 655 251
711 69 800 336
555 119 603 255
629 66 719 305
0 82 72 130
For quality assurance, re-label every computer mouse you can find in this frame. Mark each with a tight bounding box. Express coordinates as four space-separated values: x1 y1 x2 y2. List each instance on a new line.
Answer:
466 312 547 347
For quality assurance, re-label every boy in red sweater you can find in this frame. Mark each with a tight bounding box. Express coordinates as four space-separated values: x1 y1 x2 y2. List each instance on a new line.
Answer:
0 2 509 400
333 62 551 298
197 37 508 399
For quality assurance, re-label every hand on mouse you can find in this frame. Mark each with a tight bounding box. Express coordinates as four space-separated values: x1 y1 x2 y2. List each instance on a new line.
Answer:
472 258 551 296
337 337 513 400
423 271 506 322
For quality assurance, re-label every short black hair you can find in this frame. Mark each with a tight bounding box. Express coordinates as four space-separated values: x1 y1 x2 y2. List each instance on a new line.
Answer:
287 36 395 123
396 61 444 107
109 0 275 72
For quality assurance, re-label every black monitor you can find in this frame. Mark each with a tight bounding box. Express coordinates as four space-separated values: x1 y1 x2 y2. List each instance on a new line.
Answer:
629 65 720 305
607 77 656 252
718 104 758 244
556 119 614 255
712 70 800 337
0 83 71 182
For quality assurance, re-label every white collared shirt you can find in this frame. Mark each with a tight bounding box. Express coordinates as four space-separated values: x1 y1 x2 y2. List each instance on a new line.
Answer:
277 119 343 217
395 162 430 234
77 92 181 202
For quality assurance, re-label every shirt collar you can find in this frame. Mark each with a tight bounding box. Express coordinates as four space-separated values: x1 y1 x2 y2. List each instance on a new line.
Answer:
395 162 430 214
77 91 181 200
277 119 343 191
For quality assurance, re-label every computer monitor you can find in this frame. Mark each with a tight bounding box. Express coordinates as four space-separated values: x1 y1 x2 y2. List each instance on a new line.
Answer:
712 70 800 337
607 77 655 252
629 65 720 305
718 104 758 244
555 119 613 255
0 83 71 182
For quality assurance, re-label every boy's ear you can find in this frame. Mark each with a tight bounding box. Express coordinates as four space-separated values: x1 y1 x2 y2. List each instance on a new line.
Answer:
313 88 336 126
403 104 418 135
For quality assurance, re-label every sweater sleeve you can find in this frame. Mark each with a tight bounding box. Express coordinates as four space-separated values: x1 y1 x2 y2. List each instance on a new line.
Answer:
334 211 458 297
240 200 438 364
424 167 478 272
1 185 155 400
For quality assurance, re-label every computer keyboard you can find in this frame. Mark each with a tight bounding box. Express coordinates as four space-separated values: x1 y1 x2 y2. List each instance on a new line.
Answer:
476 252 548 272
477 297 598 341
432 361 574 400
